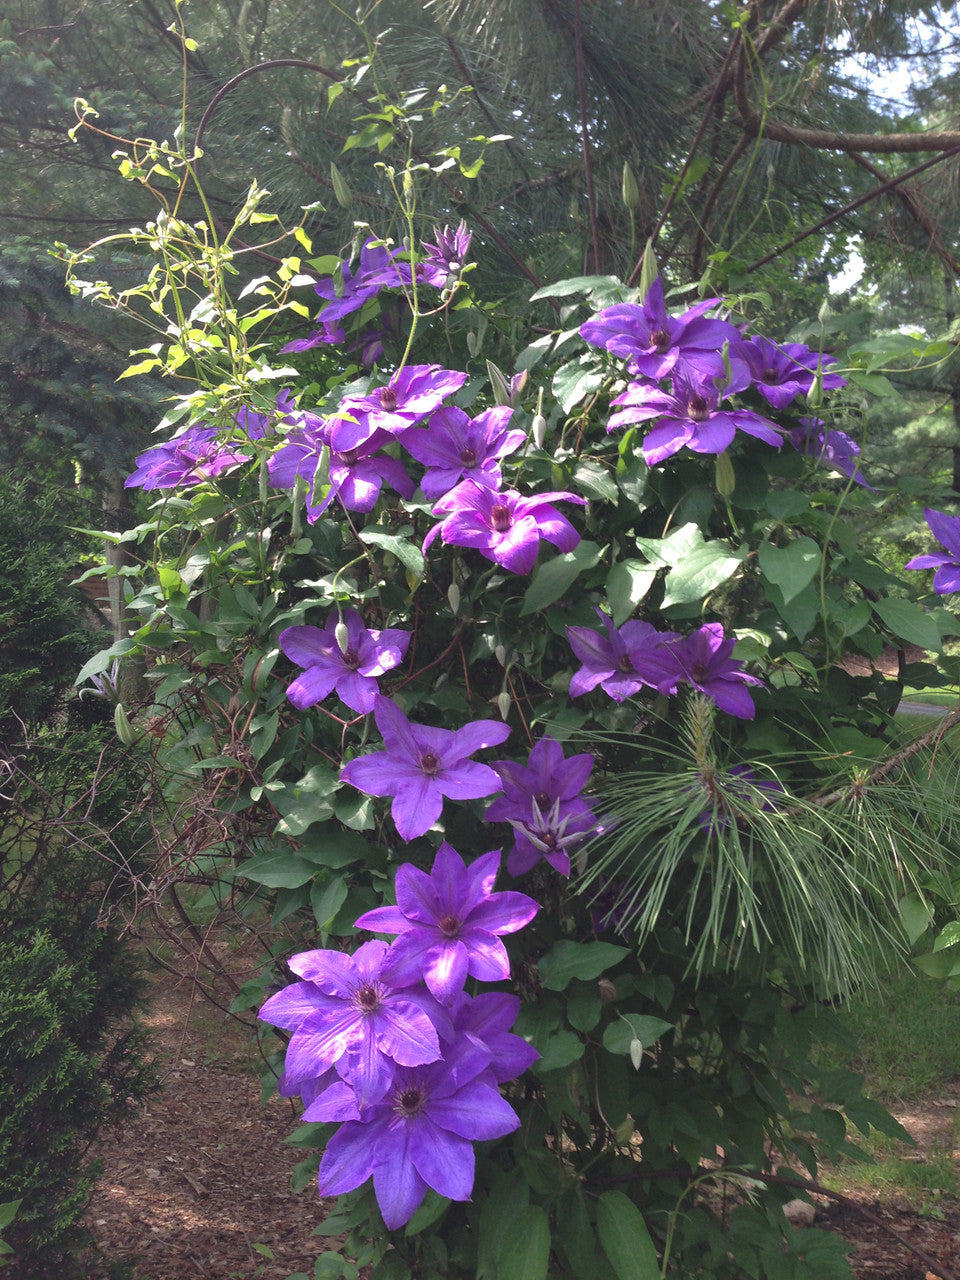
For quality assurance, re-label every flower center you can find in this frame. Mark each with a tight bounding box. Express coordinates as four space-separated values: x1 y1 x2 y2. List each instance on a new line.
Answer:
460 448 477 466
762 367 777 383
534 790 551 809
438 913 460 937
650 327 671 353
340 448 360 465
686 395 709 422
617 654 635 673
419 751 441 775
357 983 380 1012
397 1086 426 1117
691 661 709 682
379 386 398 411
543 832 558 849
490 502 512 533
341 647 360 669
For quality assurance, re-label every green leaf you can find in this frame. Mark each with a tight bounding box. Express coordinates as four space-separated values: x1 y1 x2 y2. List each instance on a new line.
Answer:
521 541 602 614
758 537 821 605
359 527 424 578
235 853 318 889
530 275 622 301
596 1190 660 1279
538 940 628 991
573 461 618 503
607 559 657 625
873 597 941 650
273 764 339 836
0 1201 21 1232
311 875 349 928
552 361 605 414
661 537 745 609
497 1205 551 1280
602 1016 674 1055
933 919 960 952
899 892 933 946
534 1029 585 1072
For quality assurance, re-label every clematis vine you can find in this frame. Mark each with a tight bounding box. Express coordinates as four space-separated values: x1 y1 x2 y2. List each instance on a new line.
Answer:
608 365 782 466
278 608 410 715
790 418 874 490
125 423 252 489
332 364 467 453
905 508 960 594
662 624 764 720
485 736 598 877
355 842 539 1002
257 940 445 1107
313 238 412 325
340 696 510 840
423 481 586 574
566 610 680 703
417 220 472 290
580 276 737 381
735 334 846 409
401 405 524 499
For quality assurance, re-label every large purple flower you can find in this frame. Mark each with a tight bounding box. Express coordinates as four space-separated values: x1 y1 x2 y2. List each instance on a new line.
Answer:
418 221 472 290
125 424 252 489
790 418 874 491
423 481 586 575
580 277 737 381
608 366 782 466
332 364 467 453
485 737 598 877
340 697 510 841
663 624 764 719
313 1033 520 1228
905 508 960 594
258 940 444 1107
566 610 680 703
449 992 539 1083
736 335 846 410
314 239 412 325
355 842 539 1002
268 413 413 520
279 609 410 715
401 405 524 499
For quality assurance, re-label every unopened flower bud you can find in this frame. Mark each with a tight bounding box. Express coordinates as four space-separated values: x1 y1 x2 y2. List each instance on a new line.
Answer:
334 619 350 654
494 643 508 667
114 703 136 746
447 583 460 615
496 690 511 720
486 360 512 407
629 1038 644 1071
330 163 352 209
621 161 640 211
818 297 831 326
614 1114 636 1144
466 330 481 358
715 450 735 498
531 412 547 450
402 169 416 213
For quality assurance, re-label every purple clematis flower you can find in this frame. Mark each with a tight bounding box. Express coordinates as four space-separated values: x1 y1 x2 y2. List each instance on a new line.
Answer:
314 239 412 325
450 992 540 1083
268 412 413 521
608 365 783 466
566 610 680 703
280 316 346 355
125 424 252 489
905 508 960 594
736 335 846 409
418 221 472 290
580 276 738 382
662 624 764 719
332 364 468 453
340 696 510 841
790 418 874 490
423 481 586 575
258 940 444 1107
279 609 410 715
355 842 539 1002
485 737 598 877
401 405 524 499
314 1032 520 1228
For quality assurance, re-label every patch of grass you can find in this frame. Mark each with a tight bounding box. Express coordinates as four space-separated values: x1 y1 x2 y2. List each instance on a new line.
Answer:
823 966 960 1102
822 1121 960 1218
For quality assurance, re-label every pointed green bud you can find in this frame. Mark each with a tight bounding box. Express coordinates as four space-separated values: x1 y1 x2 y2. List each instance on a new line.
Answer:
114 703 136 746
531 412 547 450
466 331 481 358
614 1114 636 1144
621 160 640 211
330 163 352 209
629 1038 644 1072
715 450 736 498
494 643 508 667
334 619 350 655
496 690 511 721
486 359 511 407
638 237 659 300
402 169 416 213
817 297 831 327
447 583 460 615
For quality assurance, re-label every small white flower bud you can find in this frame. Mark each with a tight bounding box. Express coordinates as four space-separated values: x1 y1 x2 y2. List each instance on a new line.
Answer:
334 620 350 654
496 690 511 720
531 412 547 450
629 1038 644 1072
447 583 460 615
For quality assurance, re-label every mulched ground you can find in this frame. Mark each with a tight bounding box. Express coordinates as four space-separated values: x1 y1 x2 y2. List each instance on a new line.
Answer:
73 962 960 1280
